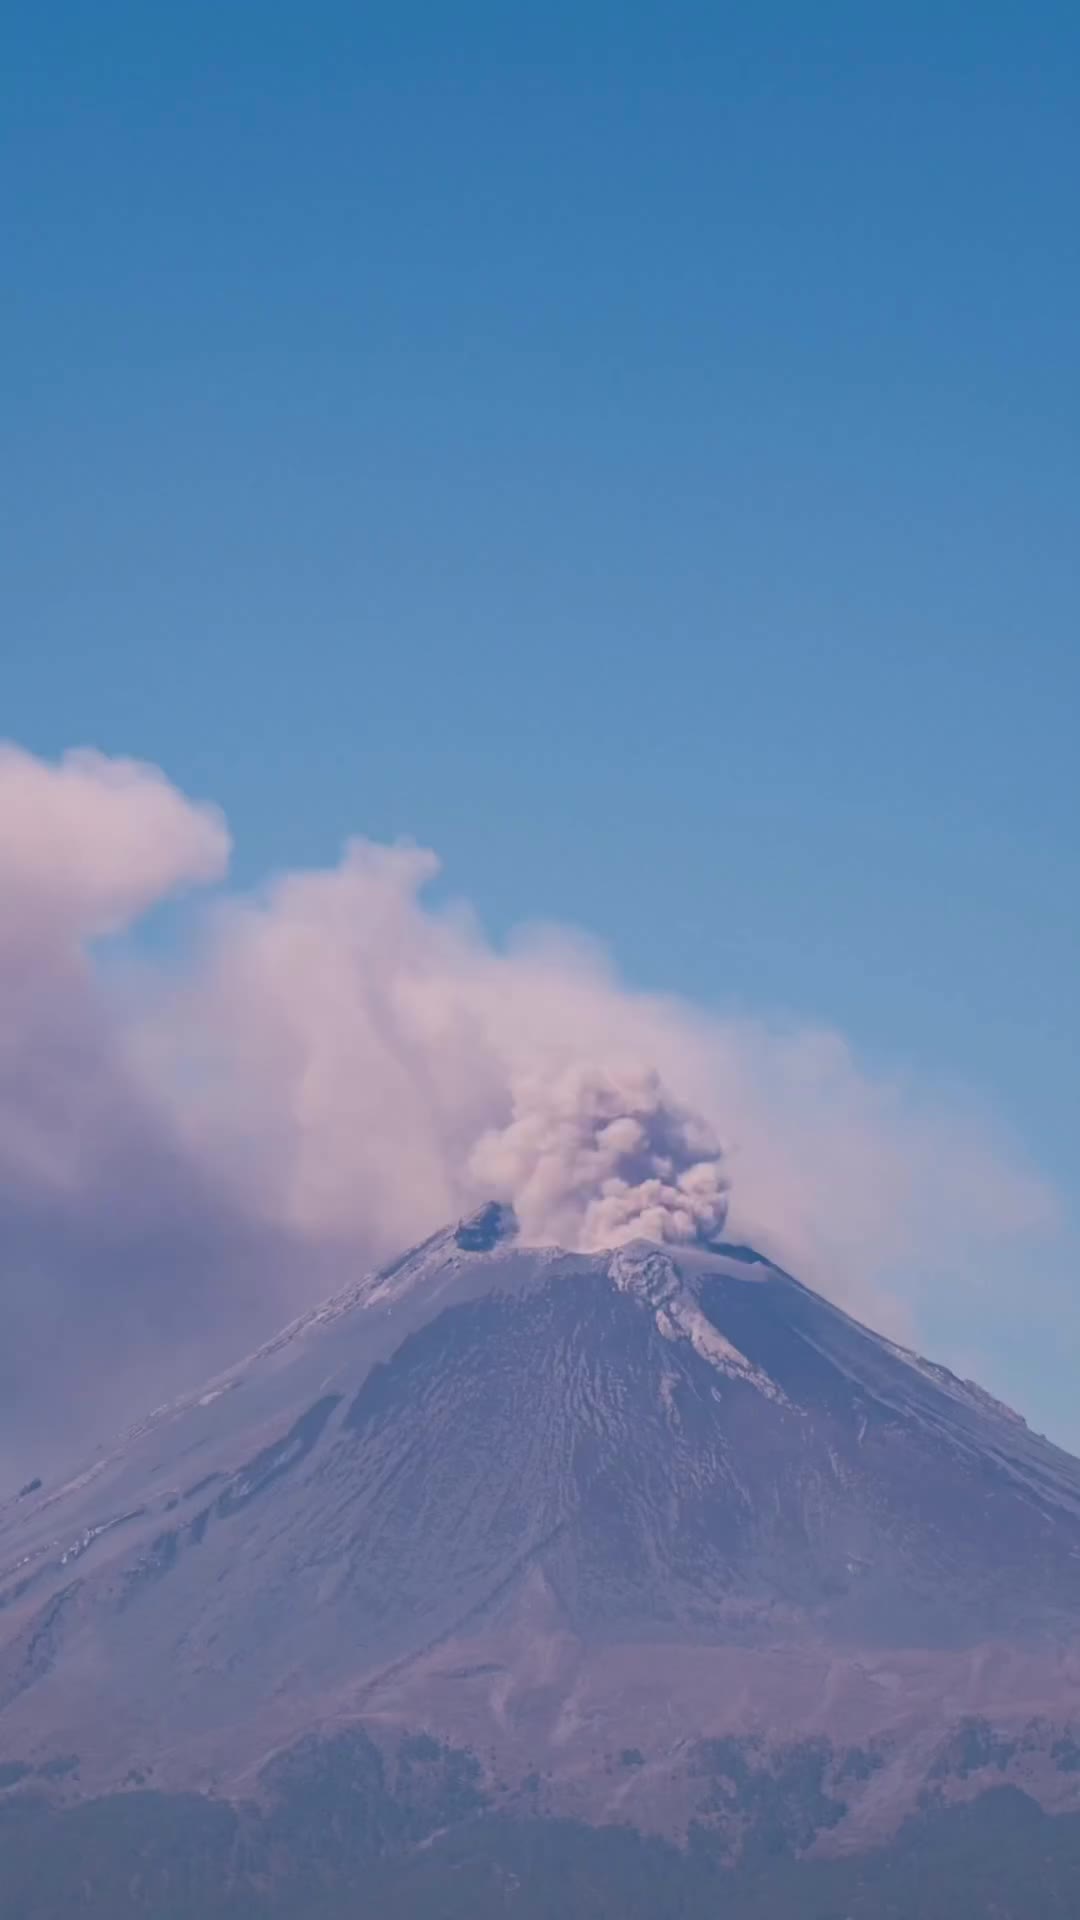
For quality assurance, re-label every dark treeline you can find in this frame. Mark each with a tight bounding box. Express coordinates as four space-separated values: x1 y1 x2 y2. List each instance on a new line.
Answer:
2 1731 1079 1919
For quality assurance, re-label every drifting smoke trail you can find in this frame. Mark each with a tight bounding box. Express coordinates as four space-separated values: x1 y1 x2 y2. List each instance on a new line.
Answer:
0 742 1063 1478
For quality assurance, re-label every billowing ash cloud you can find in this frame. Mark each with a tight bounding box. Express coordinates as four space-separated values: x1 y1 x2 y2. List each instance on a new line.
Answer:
0 745 227 1208
0 743 228 943
0 747 309 1479
0 743 1065 1481
471 1063 729 1249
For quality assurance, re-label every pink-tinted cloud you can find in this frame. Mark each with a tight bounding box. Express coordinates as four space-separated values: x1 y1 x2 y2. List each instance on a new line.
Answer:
0 744 1065 1482
0 747 286 1475
153 829 1059 1331
0 744 228 945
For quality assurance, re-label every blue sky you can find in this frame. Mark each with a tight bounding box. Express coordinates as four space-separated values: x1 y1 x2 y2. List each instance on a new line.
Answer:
3 6 1078 1431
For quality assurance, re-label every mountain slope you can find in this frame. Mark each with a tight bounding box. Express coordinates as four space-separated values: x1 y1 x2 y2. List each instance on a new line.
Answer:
2 1205 1080 1849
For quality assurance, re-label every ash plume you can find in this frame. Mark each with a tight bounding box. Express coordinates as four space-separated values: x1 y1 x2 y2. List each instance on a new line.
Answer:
0 742 1063 1482
470 1063 729 1249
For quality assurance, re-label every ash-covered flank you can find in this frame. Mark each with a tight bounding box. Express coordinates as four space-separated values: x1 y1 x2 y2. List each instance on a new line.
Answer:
2 1217 1080 1857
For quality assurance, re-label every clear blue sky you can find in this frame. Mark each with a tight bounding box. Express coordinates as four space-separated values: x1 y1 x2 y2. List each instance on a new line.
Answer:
4 7 1078 1417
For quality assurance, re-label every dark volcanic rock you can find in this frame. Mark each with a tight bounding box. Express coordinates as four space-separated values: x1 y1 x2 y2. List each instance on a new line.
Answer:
454 1202 519 1252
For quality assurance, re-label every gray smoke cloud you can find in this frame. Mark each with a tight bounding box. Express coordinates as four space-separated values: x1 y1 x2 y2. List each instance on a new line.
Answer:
0 743 1065 1482
0 747 330 1479
470 1063 729 1249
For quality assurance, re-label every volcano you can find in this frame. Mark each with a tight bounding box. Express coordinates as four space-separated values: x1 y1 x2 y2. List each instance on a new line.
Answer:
3 1208 1080 1909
